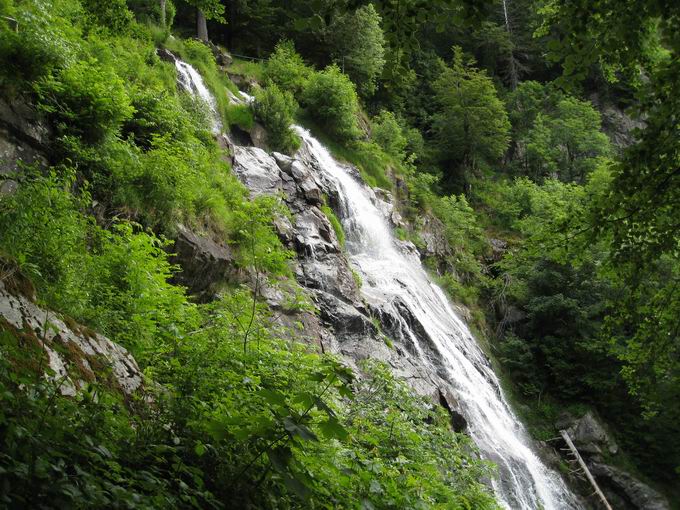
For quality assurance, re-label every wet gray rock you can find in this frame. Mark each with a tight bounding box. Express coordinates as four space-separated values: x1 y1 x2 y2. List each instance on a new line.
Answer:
249 122 269 151
589 463 670 510
0 278 142 397
438 387 468 432
231 135 465 423
419 214 453 273
205 41 233 67
232 146 283 196
170 224 242 301
156 47 176 63
560 410 618 455
0 99 50 188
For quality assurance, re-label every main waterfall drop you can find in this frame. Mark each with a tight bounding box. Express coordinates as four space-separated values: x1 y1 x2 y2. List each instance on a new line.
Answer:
173 57 582 509
291 126 580 510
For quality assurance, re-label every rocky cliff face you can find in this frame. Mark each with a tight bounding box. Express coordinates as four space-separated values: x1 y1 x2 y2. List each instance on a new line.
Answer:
226 133 471 424
0 99 50 195
0 273 143 398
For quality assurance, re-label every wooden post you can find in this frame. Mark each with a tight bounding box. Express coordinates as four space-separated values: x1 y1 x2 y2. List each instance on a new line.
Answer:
560 430 613 510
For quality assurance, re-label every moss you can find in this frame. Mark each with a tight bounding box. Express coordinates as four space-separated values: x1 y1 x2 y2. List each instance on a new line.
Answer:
321 205 345 248
0 318 49 376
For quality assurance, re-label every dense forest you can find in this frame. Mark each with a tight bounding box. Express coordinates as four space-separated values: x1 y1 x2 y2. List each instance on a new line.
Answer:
0 0 678 508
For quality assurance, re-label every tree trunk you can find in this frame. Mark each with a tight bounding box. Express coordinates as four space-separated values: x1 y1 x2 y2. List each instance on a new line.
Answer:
159 0 166 27
197 8 208 42
501 0 519 90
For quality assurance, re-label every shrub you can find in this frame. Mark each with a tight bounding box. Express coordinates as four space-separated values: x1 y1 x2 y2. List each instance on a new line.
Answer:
226 103 254 131
81 0 133 33
263 40 312 98
254 83 300 154
302 65 361 143
372 110 407 160
0 0 79 93
35 58 134 143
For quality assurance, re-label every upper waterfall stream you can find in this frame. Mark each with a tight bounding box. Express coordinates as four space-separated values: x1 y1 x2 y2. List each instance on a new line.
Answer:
176 57 582 509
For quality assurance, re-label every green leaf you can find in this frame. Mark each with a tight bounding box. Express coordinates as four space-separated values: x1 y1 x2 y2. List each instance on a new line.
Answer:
194 442 207 457
283 416 318 442
318 416 349 441
267 446 292 473
258 388 287 408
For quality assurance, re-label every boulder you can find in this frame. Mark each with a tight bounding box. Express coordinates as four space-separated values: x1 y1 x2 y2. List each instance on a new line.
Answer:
205 41 233 66
0 277 142 397
231 146 283 196
248 122 269 152
589 462 670 510
170 224 241 301
560 410 618 455
156 47 176 63
438 387 468 432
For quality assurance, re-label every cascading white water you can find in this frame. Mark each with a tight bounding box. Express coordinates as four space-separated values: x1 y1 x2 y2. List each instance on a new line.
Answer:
174 59 223 134
174 56 581 508
292 125 582 510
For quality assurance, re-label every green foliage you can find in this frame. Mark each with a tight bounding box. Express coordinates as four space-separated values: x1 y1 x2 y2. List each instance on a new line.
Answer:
330 4 386 98
432 47 510 183
263 40 312 97
0 0 80 94
227 57 265 83
81 0 134 33
372 110 407 160
226 102 254 131
253 83 300 154
320 204 345 248
35 58 134 143
128 0 176 27
525 97 611 182
0 172 196 352
302 64 361 143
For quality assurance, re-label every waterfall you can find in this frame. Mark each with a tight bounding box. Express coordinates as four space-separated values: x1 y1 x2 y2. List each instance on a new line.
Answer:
292 125 582 510
174 58 582 509
174 59 223 134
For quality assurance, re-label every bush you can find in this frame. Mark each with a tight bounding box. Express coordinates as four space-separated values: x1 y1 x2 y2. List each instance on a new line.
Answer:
35 58 134 143
372 110 407 160
81 0 133 33
254 83 300 154
0 0 79 93
226 102 254 131
302 65 361 143
263 40 311 97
